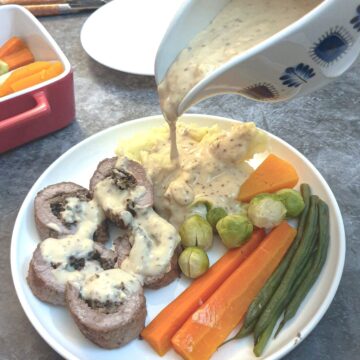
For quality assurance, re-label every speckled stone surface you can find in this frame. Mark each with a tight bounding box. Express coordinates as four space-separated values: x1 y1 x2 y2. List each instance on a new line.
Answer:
0 13 359 360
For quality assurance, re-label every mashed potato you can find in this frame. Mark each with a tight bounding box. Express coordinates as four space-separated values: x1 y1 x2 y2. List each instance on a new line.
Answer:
116 121 268 228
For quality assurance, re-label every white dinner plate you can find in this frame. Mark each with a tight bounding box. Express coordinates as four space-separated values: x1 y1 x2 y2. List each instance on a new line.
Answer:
80 0 184 76
11 114 345 360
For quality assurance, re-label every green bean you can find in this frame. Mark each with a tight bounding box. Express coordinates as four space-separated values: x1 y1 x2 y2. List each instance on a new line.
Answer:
232 319 256 339
274 247 317 337
219 320 255 348
252 232 318 355
254 195 319 339
253 311 279 357
219 320 256 347
234 184 311 340
276 200 329 334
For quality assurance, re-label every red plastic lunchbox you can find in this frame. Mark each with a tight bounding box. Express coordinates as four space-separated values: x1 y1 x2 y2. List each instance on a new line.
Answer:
0 5 75 153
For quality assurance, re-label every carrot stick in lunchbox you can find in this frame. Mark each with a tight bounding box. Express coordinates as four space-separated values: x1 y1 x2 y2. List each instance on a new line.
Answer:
10 61 64 92
0 37 26 58
0 47 34 75
0 61 53 97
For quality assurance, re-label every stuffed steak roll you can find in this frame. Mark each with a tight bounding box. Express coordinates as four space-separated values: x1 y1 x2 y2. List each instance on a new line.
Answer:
27 237 116 306
66 269 146 348
90 157 153 228
34 182 107 243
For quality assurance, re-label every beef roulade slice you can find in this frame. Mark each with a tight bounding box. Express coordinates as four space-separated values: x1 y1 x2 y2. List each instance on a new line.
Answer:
90 157 153 228
27 237 116 306
66 269 146 349
34 182 108 243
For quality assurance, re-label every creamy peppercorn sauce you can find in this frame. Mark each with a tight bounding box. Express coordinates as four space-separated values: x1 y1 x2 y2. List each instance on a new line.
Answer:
41 236 104 285
120 207 180 277
116 122 268 229
41 199 109 285
80 269 142 303
158 0 322 157
46 197 105 237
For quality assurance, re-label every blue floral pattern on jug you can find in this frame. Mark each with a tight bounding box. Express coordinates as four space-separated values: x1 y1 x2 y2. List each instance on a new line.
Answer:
241 83 279 101
350 5 360 32
279 63 315 88
310 26 353 66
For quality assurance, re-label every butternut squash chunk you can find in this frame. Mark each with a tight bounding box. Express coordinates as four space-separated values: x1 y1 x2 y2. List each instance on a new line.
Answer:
238 154 299 202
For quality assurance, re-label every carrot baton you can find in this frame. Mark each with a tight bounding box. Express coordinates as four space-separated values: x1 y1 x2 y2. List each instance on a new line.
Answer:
10 61 64 93
0 47 34 75
0 36 26 58
0 61 53 97
141 228 265 356
171 222 297 360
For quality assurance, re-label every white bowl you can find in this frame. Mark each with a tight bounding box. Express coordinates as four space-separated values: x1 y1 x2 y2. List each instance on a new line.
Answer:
11 114 345 360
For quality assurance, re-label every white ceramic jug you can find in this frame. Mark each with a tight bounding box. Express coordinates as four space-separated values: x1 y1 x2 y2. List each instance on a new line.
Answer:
155 0 360 116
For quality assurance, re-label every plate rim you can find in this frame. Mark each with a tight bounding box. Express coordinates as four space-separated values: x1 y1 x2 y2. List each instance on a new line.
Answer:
10 113 346 360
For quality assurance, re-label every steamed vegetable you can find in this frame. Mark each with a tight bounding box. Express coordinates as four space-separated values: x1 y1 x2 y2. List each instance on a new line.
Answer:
224 186 330 357
254 250 314 356
0 61 8 75
248 195 287 229
179 215 213 250
276 188 305 217
189 197 213 219
0 61 52 97
253 312 279 356
178 247 209 279
276 199 329 336
254 195 319 339
10 61 64 93
252 195 329 356
206 207 227 228
0 37 26 58
0 47 34 75
234 184 311 339
216 214 253 248
140 229 265 356
190 197 213 212
238 154 299 202
171 222 296 360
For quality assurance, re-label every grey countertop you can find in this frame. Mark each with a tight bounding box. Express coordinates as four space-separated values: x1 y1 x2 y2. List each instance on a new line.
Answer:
0 14 359 360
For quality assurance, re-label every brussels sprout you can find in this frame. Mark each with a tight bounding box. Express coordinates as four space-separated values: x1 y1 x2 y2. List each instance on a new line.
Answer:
247 195 286 229
251 192 278 201
189 203 208 219
236 203 249 216
216 214 253 249
179 214 213 250
188 197 213 219
178 247 209 278
276 189 305 218
206 207 228 228
189 197 213 212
